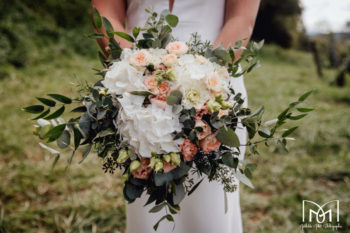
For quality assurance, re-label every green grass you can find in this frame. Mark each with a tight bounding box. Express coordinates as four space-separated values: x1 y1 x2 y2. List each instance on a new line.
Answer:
0 45 349 232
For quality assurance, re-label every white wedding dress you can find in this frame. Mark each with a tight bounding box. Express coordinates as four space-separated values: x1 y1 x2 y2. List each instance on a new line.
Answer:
126 1 247 232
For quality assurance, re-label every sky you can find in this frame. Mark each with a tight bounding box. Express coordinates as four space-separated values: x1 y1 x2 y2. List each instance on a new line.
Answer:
300 0 350 34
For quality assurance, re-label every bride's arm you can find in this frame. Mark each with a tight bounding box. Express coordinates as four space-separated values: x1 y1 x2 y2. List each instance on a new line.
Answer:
91 0 132 54
215 0 260 56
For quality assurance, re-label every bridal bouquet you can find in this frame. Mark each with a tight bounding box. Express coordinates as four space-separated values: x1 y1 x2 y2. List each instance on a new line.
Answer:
24 9 312 229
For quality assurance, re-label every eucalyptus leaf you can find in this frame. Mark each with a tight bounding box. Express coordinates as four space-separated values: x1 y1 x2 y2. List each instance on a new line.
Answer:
216 127 240 147
130 90 155 96
173 184 185 205
57 130 70 149
165 14 178 27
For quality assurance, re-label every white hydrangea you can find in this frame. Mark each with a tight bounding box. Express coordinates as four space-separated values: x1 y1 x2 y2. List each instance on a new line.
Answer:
116 93 183 158
101 60 146 95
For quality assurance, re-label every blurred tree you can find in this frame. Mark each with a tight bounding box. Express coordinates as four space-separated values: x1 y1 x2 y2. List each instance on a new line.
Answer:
0 0 95 68
252 0 306 48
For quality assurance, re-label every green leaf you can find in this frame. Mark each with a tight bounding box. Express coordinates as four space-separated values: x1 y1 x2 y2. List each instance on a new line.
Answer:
57 130 70 149
288 114 307 120
47 94 72 104
130 90 155 96
154 172 174 186
87 33 105 39
296 107 314 112
166 90 182 105
188 178 204 196
44 124 66 142
36 97 56 107
258 130 270 138
23 105 44 114
282 126 298 137
102 16 114 38
149 203 167 213
79 144 92 163
71 106 86 113
222 152 235 168
298 90 313 102
123 182 143 202
73 127 83 150
44 106 65 120
93 7 102 29
216 127 240 147
114 32 135 42
165 14 178 27
32 109 50 120
132 27 140 38
173 184 185 205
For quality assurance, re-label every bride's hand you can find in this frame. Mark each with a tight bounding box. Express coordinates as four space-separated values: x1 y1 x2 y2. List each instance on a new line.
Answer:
92 0 132 55
214 0 260 59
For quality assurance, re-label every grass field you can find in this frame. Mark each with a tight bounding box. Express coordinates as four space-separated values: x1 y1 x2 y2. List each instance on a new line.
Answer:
0 45 349 233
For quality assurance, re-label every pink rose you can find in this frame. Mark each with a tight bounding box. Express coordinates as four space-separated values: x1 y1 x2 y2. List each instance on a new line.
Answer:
195 120 211 140
181 139 198 161
163 162 177 173
154 64 167 71
158 81 170 95
132 158 152 179
150 95 169 109
199 134 221 154
162 54 178 67
166 41 188 56
129 50 151 67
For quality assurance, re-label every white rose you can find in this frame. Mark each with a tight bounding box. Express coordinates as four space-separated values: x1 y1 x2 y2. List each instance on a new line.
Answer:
166 41 188 56
195 55 207 64
162 54 178 67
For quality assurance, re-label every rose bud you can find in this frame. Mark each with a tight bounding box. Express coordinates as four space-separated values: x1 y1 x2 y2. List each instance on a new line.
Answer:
207 99 221 113
122 173 129 182
170 152 181 166
117 149 130 163
163 154 171 163
130 160 141 173
221 101 234 110
154 161 164 173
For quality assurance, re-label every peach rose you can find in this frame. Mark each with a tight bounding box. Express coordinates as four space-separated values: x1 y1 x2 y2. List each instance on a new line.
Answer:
181 139 198 161
163 162 177 173
129 50 151 67
199 134 221 154
162 54 178 67
195 120 211 140
150 95 169 109
166 41 188 56
158 81 170 95
132 158 152 179
206 72 223 92
143 75 158 93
